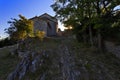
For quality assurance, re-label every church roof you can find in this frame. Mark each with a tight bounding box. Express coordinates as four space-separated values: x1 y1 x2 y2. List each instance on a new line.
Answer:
30 13 57 23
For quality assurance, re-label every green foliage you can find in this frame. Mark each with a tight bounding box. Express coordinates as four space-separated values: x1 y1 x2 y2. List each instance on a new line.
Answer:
0 37 17 48
51 0 120 48
0 45 19 79
5 15 34 40
34 30 45 41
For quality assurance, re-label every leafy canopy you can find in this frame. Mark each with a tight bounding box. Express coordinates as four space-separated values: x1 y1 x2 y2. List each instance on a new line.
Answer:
51 0 120 48
5 15 34 40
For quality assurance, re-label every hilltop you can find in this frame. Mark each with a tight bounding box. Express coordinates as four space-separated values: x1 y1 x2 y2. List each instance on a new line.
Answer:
0 37 120 80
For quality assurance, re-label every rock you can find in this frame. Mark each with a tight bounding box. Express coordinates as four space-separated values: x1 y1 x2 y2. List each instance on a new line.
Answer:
6 44 18 54
18 51 29 58
105 41 120 59
39 73 46 80
7 43 120 80
7 50 48 80
58 45 80 80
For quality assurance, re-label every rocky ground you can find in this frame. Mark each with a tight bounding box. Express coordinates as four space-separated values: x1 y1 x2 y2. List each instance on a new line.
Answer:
1 37 120 80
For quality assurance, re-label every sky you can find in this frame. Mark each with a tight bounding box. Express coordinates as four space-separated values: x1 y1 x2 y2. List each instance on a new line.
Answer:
0 0 64 39
114 5 120 11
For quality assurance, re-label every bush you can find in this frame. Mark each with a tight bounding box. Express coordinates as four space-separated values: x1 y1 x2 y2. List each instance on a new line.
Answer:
0 37 17 48
34 30 45 41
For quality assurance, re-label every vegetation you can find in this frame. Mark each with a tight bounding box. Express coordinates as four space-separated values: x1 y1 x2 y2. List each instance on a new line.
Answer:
0 37 120 80
5 15 34 41
4 15 46 43
51 0 120 50
0 15 47 48
34 30 45 41
1 1 120 79
0 45 19 80
0 37 17 48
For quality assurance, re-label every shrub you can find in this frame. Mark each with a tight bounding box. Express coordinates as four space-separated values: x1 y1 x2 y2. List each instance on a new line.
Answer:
35 30 45 41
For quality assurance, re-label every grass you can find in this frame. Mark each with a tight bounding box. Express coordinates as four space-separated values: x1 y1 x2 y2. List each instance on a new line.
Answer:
0 37 120 79
0 46 19 80
0 37 61 80
19 37 62 51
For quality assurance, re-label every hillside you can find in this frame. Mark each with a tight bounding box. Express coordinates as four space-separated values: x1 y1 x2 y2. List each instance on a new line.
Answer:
0 45 20 80
0 37 120 80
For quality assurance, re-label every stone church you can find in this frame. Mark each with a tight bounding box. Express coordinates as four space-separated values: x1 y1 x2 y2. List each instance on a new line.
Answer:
30 13 58 37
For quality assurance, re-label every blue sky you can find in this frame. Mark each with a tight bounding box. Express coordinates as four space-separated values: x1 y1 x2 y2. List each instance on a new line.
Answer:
0 0 58 39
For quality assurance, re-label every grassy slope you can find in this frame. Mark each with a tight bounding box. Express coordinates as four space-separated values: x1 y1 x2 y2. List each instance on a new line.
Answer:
0 45 19 80
0 37 61 80
22 37 120 80
0 37 120 80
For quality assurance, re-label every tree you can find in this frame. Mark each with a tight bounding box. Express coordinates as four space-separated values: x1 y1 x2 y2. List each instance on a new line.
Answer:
51 0 98 47
5 15 33 41
51 0 120 50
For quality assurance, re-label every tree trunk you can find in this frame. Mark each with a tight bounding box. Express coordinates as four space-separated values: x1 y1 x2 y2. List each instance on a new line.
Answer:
97 29 102 51
83 32 87 44
89 26 93 47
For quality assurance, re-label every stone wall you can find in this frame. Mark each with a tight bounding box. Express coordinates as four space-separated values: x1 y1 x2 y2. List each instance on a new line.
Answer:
30 13 58 37
32 18 48 37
